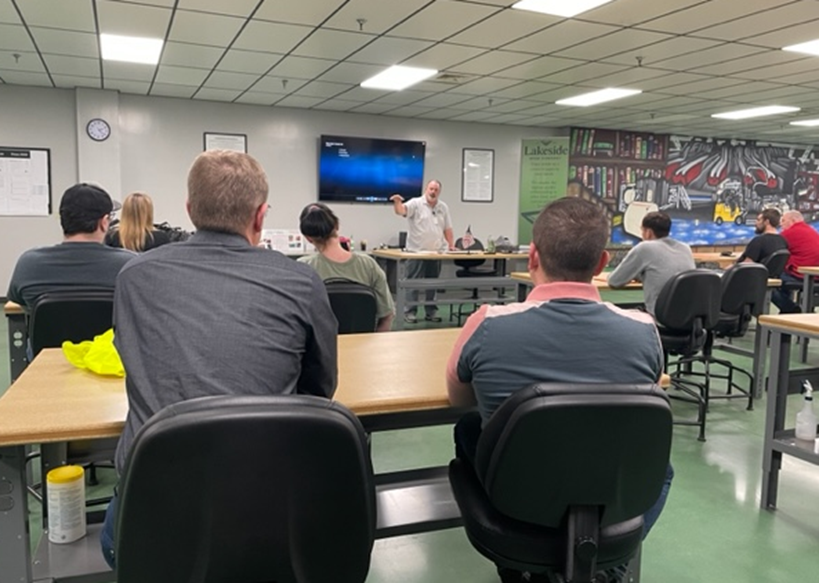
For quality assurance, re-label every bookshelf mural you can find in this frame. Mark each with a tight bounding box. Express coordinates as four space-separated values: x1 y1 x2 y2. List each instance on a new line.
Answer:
569 128 819 246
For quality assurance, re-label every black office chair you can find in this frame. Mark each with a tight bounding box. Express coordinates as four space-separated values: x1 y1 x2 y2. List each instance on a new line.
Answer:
324 278 378 334
449 383 672 583
654 269 721 441
28 288 115 359
116 395 376 583
762 249 789 278
672 264 767 414
453 238 499 325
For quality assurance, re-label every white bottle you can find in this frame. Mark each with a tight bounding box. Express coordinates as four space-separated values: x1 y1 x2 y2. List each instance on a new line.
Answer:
795 380 818 442
47 465 86 544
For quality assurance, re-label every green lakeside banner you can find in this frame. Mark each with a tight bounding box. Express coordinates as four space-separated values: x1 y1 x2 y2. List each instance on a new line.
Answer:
517 137 570 245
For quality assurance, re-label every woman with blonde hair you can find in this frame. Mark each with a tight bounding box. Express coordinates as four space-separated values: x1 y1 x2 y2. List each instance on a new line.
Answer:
105 192 172 252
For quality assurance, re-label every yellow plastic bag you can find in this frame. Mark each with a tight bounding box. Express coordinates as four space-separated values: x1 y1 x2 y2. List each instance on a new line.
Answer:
62 328 125 377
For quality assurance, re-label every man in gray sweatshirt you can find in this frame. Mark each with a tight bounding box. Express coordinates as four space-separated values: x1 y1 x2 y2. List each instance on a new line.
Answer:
608 211 695 315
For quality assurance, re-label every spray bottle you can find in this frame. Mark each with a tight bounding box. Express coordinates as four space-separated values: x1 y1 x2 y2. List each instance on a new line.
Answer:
795 380 818 442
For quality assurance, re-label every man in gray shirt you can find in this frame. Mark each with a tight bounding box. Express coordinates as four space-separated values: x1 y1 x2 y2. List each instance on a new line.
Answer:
7 183 134 308
101 150 338 568
608 211 695 315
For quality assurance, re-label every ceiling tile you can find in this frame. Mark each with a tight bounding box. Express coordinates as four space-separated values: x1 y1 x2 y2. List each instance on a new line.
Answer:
402 43 485 70
601 37 723 67
0 23 36 52
336 85 388 102
255 0 346 26
292 29 375 59
654 76 747 95
160 42 223 70
104 78 150 94
386 1 500 42
30 28 98 58
217 49 283 74
450 50 536 76
176 0 261 17
250 76 307 93
274 95 326 108
486 80 560 100
692 2 819 42
484 112 532 124
503 20 619 55
637 0 793 35
581 66 674 89
347 36 433 66
694 80 780 101
555 29 672 61
752 18 819 49
579 0 704 27
267 55 335 79
97 1 171 37
409 92 473 108
17 0 95 32
650 43 768 72
149 82 197 98
494 55 579 80
203 70 259 91
155 65 210 86
170 10 245 47
0 50 44 73
323 0 432 34
0 69 51 86
234 91 282 105
768 70 819 87
371 89 433 105
314 61 383 84
0 2 21 24
449 95 510 111
447 6 559 49
416 107 462 119
232 20 312 53
103 61 155 82
540 62 629 84
695 50 810 77
115 0 176 7
633 72 710 91
446 75 521 95
193 87 243 102
350 102 400 115
294 80 352 98
43 54 99 77
312 99 361 112
388 105 437 117
52 74 101 89
448 110 498 122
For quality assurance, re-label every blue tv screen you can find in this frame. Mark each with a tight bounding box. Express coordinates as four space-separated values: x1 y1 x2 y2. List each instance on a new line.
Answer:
318 135 426 203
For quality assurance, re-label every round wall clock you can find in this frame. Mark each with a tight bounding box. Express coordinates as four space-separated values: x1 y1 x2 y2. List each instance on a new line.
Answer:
86 118 111 142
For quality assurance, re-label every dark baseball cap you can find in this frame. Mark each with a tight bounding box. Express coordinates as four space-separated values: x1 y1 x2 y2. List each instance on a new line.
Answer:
59 183 120 228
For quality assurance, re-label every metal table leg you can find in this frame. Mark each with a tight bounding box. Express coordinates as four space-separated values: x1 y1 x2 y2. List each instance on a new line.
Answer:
7 313 27 383
800 276 814 362
0 445 33 583
761 330 790 510
395 258 406 330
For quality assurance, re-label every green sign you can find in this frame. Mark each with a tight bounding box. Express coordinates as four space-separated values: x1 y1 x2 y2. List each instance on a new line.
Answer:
517 137 570 244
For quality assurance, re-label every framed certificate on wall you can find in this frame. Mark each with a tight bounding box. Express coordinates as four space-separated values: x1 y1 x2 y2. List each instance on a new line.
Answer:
461 148 494 203
204 132 247 153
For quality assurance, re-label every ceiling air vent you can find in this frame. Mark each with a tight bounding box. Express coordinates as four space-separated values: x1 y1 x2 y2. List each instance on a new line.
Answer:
434 73 472 85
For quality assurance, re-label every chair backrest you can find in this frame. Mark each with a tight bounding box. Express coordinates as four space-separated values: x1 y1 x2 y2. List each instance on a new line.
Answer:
474 383 672 528
719 264 769 331
28 288 115 357
761 249 789 278
654 269 721 333
324 278 378 334
116 395 376 583
454 237 485 270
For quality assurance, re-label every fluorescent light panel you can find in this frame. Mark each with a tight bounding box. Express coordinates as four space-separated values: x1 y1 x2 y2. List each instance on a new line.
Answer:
711 105 800 120
783 39 819 56
100 33 163 65
360 66 437 91
790 119 819 127
512 0 614 18
556 88 641 107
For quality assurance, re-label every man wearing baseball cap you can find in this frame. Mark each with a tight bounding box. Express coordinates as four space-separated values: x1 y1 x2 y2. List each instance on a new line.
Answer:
7 183 135 308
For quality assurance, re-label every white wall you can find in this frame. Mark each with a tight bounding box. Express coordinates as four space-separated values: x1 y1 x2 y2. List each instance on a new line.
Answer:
1 84 562 293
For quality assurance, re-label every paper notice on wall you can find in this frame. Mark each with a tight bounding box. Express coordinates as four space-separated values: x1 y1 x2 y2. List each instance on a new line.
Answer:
261 229 305 254
0 149 51 216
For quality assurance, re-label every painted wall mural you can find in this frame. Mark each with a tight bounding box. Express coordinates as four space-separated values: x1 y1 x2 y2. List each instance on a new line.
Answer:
568 128 819 246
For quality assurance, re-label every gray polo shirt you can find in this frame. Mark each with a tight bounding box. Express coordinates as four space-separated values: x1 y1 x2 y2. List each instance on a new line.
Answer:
404 197 452 251
113 230 338 472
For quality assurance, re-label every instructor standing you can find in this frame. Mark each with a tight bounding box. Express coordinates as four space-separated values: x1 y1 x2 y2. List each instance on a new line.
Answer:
390 179 455 323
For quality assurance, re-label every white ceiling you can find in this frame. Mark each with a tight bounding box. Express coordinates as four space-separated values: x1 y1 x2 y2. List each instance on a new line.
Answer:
4 0 819 143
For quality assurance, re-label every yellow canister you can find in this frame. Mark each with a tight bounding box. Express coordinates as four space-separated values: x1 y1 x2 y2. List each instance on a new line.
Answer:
47 465 86 544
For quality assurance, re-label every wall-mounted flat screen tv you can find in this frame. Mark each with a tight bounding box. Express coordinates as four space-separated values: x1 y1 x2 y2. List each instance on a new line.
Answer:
318 135 426 203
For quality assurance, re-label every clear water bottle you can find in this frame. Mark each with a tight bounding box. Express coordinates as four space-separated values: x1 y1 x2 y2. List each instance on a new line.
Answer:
486 235 496 253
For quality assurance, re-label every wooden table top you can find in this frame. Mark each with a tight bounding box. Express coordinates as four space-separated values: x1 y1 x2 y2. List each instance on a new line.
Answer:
4 301 23 315
371 248 526 261
797 266 819 276
510 272 780 289
0 328 461 447
692 252 739 267
758 313 819 335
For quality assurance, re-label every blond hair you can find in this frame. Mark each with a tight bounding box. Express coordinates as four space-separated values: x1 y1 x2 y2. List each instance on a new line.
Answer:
187 150 268 234
119 192 155 251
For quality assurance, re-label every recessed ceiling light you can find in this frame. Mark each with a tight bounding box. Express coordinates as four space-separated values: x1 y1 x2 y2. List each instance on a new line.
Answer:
783 39 819 56
100 33 163 65
790 119 819 127
360 66 438 91
711 105 800 120
556 88 641 107
512 0 614 18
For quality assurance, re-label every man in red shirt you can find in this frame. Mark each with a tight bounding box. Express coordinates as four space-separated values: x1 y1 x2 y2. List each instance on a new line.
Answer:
773 210 819 313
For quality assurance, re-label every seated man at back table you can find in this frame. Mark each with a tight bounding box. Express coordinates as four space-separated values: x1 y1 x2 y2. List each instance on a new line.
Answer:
772 210 819 313
101 150 338 569
736 208 787 265
6 183 134 308
607 210 695 316
447 197 672 583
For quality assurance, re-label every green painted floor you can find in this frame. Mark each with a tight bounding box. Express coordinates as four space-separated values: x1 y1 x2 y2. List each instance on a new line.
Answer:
3 304 818 582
